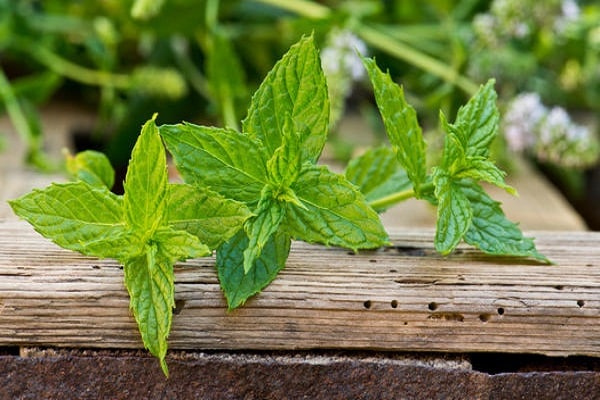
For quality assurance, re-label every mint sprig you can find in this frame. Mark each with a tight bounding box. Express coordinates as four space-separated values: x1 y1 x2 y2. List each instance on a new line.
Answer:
161 36 388 309
10 115 251 375
362 58 549 263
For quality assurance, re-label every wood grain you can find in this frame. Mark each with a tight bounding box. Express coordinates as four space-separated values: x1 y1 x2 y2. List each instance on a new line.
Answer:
0 220 598 357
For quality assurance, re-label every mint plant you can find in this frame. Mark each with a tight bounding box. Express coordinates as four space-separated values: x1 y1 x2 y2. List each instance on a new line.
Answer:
9 115 250 375
352 58 548 262
160 36 389 309
9 35 550 376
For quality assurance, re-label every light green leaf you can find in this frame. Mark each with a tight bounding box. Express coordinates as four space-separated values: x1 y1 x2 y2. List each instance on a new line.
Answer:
455 158 516 195
160 123 268 203
285 165 388 250
362 57 427 194
266 114 302 186
152 226 211 260
242 35 329 163
433 171 472 255
451 79 498 158
9 182 126 259
123 115 167 236
166 184 251 250
345 146 411 212
243 198 285 274
217 229 291 310
123 244 173 377
459 182 549 263
66 150 115 189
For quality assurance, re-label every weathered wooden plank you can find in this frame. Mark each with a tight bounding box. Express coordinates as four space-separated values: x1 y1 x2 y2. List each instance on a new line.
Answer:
0 220 599 357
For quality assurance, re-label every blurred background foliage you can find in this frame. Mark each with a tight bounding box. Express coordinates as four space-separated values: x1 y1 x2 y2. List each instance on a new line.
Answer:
0 0 599 226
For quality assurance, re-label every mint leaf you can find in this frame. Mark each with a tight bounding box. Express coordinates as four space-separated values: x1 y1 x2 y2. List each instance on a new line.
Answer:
162 36 388 308
65 150 115 189
452 79 498 158
9 182 125 258
123 114 168 236
285 165 388 250
217 229 291 310
344 146 411 212
361 57 427 194
432 171 472 255
459 182 549 263
242 35 329 164
10 115 250 375
166 184 251 250
161 123 268 203
243 197 285 273
123 245 174 377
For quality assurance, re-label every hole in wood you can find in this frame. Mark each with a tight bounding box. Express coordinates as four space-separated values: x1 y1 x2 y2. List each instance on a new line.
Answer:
390 300 398 309
363 300 372 309
497 307 505 316
91 265 100 270
369 259 377 263
428 302 438 311
173 299 186 315
577 300 585 308
479 314 491 322
554 285 564 290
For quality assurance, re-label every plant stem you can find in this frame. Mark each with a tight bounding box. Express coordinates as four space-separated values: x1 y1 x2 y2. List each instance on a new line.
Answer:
21 40 130 89
253 0 331 19
368 181 435 210
355 24 479 95
368 188 416 210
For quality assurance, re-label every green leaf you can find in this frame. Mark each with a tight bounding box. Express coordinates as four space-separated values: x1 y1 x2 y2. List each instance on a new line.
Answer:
123 115 167 236
65 150 115 189
152 226 211 260
123 244 173 377
454 158 516 195
166 184 251 250
345 146 411 212
459 182 549 263
217 229 291 310
160 123 268 203
362 57 427 194
285 165 388 250
243 197 285 273
266 114 302 186
242 35 329 164
433 171 472 255
450 79 498 158
9 182 126 259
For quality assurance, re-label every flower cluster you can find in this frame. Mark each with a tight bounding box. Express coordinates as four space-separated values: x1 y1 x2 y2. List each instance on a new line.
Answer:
503 93 599 168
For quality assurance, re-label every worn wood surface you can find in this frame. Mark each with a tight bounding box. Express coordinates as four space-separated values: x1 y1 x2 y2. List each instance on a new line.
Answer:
0 220 598 357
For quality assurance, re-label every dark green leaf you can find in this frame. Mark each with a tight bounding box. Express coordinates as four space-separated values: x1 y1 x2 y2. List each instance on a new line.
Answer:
459 182 549 263
433 171 472 255
243 198 285 273
217 229 291 310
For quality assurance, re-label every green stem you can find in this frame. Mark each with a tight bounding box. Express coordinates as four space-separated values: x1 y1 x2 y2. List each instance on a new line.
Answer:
20 40 131 89
253 0 331 19
355 24 479 95
368 181 435 210
0 67 35 147
368 188 416 210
